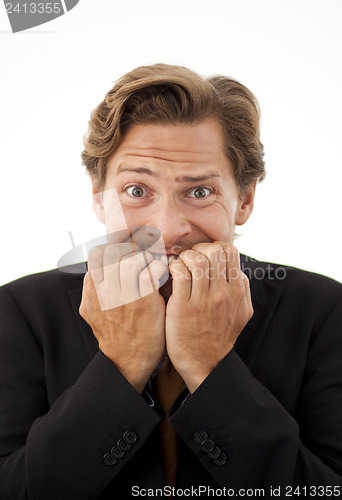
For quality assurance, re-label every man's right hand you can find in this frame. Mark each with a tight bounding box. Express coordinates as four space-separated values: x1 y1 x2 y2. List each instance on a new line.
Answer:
79 243 167 393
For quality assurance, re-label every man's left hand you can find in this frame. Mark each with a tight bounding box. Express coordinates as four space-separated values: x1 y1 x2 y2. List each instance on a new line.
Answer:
165 242 253 393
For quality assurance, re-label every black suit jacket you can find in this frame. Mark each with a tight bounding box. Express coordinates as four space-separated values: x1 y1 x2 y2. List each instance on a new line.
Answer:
0 256 342 499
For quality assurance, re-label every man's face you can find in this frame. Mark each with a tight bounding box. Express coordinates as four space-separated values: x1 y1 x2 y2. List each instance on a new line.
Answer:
93 119 255 259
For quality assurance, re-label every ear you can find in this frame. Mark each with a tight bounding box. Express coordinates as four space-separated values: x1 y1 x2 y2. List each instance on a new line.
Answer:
92 182 105 224
235 182 256 226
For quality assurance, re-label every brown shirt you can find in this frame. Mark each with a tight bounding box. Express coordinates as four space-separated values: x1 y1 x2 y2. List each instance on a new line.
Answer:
152 356 186 487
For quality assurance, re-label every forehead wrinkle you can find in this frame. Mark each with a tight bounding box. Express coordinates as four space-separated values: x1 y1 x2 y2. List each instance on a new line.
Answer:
116 164 222 183
114 146 220 165
120 155 216 166
119 144 219 155
117 165 159 177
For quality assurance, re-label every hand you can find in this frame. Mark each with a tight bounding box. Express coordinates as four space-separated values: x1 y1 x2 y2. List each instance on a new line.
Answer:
79 243 168 393
165 242 253 393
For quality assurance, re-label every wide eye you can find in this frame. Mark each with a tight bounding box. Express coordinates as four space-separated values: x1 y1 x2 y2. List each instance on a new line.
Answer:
126 185 148 198
187 187 213 199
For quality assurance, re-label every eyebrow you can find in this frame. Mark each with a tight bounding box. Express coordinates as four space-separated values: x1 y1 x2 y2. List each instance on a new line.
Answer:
117 166 221 182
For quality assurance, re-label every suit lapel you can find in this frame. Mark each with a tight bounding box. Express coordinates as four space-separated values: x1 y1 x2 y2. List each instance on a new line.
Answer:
68 286 99 360
234 267 283 370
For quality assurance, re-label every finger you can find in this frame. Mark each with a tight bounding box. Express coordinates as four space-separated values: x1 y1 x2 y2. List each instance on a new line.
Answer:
169 258 192 302
139 259 168 298
120 251 155 301
81 272 101 309
180 249 210 300
102 244 122 286
191 242 227 292
87 246 104 287
241 271 253 317
107 224 157 251
102 243 140 285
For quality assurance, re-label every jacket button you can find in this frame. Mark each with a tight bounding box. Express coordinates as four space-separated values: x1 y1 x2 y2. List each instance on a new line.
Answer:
111 446 124 459
214 452 227 466
118 438 131 451
207 445 221 459
123 430 138 444
194 431 208 445
103 453 117 466
201 439 215 453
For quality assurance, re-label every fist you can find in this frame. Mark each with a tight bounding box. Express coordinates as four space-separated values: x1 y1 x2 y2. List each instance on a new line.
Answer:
165 242 253 393
79 242 168 392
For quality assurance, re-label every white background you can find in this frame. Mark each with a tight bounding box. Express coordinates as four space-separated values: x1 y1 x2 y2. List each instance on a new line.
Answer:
0 0 341 285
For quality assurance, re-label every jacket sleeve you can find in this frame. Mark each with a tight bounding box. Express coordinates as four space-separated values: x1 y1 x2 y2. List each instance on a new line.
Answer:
169 294 342 494
0 286 162 500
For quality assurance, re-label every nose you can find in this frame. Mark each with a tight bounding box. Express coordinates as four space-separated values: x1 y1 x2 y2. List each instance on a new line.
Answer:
146 199 192 248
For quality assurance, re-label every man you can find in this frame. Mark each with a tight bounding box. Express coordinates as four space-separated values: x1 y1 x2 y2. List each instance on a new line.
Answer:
0 64 341 499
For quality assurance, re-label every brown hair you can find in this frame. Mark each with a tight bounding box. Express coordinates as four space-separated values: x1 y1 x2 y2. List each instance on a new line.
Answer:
82 63 265 191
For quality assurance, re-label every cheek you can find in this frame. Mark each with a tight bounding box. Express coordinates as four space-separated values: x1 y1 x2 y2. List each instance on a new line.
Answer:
199 217 232 242
102 188 128 233
189 206 235 243
102 187 149 234
121 207 148 228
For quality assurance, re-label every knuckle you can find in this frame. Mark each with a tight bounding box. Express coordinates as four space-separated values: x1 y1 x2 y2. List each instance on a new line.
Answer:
193 255 208 269
241 270 248 281
227 267 241 281
149 259 167 273
227 244 240 260
213 287 229 304
249 304 254 318
143 251 155 262
208 243 224 255
235 282 245 297
180 249 195 260
169 261 187 279
169 258 182 269
88 245 103 261
79 301 90 320
207 248 225 264
122 251 147 270
139 270 152 284
103 244 120 263
120 252 136 266
83 272 92 287
192 242 210 252
178 271 191 281
173 268 190 281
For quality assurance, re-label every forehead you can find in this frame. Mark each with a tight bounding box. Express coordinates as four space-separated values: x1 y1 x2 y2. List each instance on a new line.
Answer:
119 120 223 152
106 120 232 180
